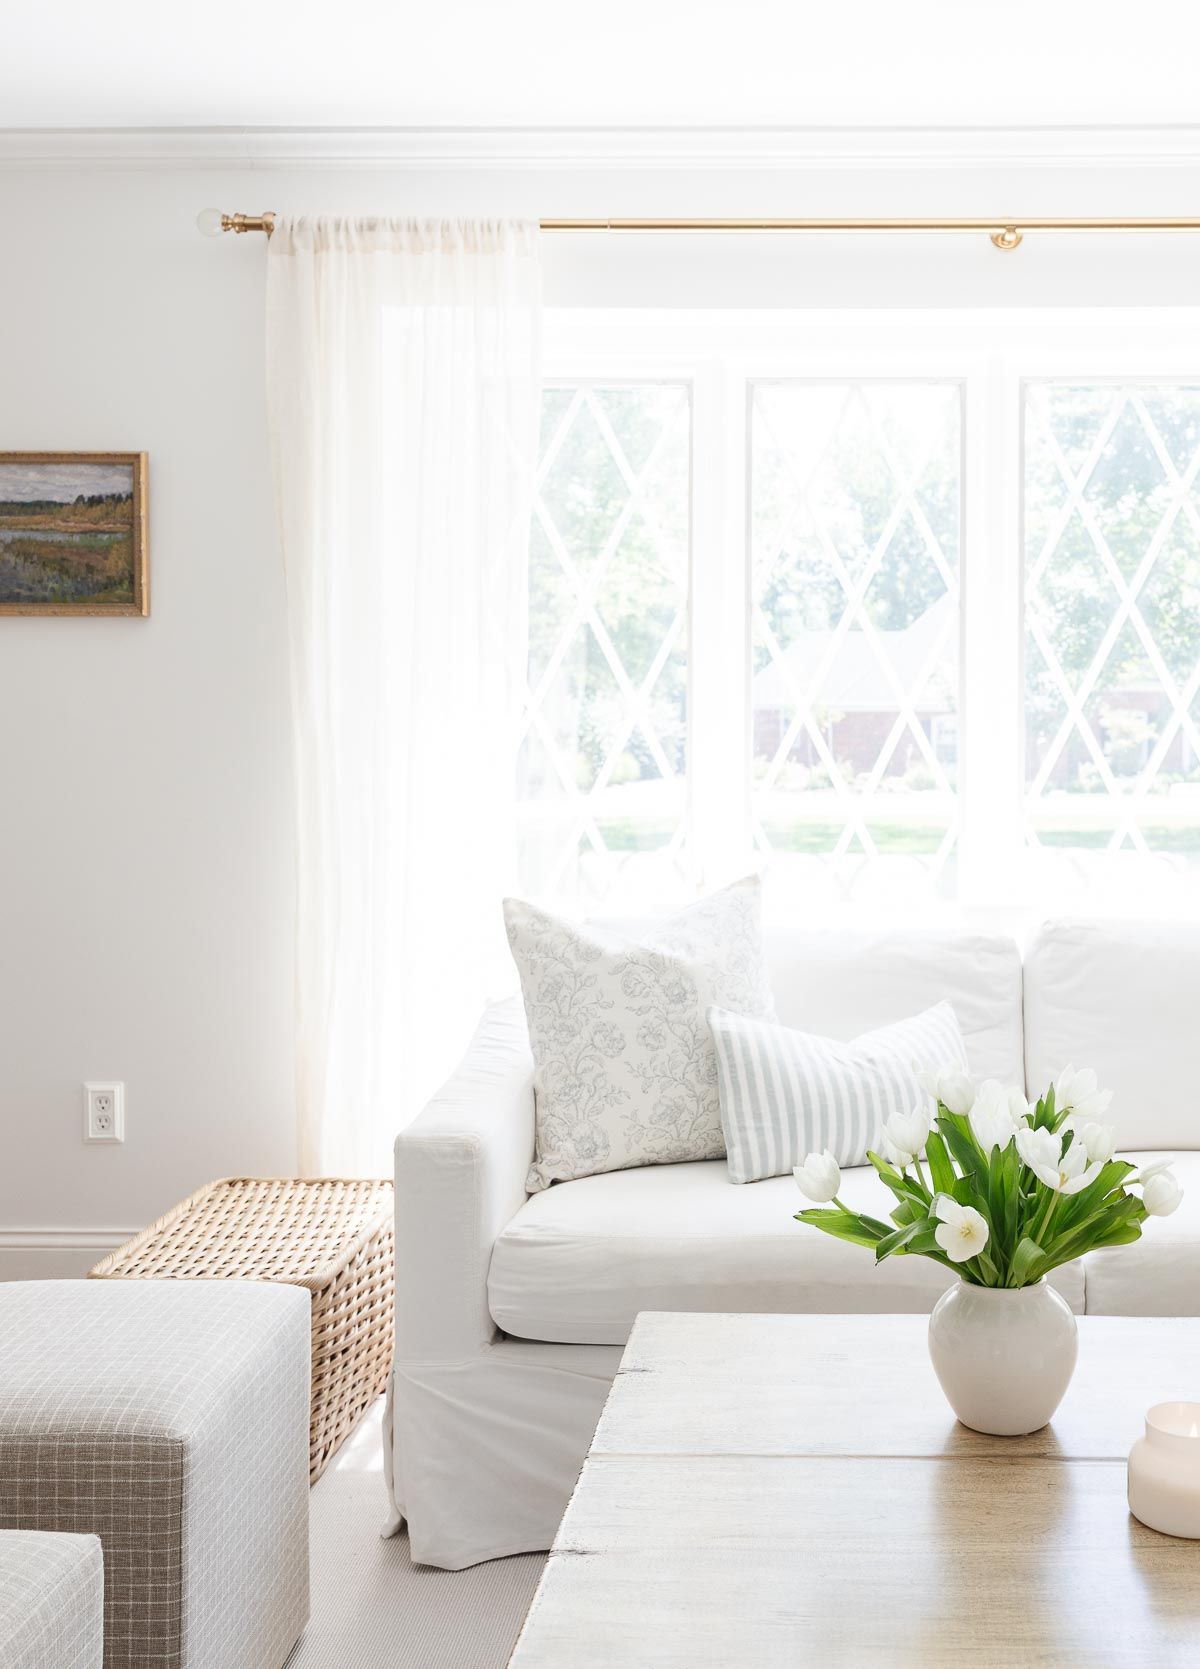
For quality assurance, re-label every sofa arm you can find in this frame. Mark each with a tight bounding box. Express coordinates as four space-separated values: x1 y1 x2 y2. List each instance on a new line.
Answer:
394 996 535 1359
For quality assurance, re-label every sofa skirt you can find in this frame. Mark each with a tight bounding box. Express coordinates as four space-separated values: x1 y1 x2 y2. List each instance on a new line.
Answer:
385 1337 622 1569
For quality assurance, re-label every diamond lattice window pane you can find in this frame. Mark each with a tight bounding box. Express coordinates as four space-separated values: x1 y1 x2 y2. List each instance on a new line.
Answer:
517 385 690 913
1024 384 1200 896
750 382 961 901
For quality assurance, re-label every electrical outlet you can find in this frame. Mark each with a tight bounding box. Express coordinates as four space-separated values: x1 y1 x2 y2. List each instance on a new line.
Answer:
84 1082 125 1144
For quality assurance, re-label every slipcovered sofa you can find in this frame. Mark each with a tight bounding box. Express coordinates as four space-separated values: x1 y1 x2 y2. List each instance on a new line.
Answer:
387 916 1200 1569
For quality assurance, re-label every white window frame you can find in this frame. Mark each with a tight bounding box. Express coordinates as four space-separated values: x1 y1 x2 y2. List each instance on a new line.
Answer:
540 305 1200 922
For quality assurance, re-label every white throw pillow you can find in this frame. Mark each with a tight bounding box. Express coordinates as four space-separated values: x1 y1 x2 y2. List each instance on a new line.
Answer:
709 1001 968 1184
505 877 776 1191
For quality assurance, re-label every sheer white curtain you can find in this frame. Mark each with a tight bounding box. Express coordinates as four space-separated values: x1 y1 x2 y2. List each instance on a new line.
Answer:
266 218 542 1175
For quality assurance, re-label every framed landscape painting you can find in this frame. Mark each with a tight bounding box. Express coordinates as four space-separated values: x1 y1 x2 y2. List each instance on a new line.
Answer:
0 452 148 616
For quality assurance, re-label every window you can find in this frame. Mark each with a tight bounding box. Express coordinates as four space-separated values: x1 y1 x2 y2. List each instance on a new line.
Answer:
517 385 691 912
750 382 961 901
1023 383 1200 899
518 310 1200 922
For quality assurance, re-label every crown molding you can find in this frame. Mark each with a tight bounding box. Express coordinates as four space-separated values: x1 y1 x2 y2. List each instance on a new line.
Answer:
3 124 1200 172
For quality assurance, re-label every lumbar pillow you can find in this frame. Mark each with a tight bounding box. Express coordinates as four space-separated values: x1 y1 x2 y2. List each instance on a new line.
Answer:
505 877 775 1191
709 1001 968 1184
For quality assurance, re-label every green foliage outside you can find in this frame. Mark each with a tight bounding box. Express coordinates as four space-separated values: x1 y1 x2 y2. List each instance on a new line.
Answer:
1025 386 1200 796
523 387 688 806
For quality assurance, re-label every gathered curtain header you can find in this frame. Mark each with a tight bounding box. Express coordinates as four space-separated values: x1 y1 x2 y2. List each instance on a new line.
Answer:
268 215 540 260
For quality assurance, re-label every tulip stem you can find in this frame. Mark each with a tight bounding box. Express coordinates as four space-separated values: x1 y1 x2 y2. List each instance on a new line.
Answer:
1043 1194 1059 1240
913 1155 929 1193
1030 1190 1059 1248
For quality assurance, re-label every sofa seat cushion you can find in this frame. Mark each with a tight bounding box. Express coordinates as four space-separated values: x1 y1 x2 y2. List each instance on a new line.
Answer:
1083 1152 1200 1315
488 1159 1085 1345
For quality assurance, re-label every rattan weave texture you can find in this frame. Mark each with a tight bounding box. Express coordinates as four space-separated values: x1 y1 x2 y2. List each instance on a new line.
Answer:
89 1177 394 1482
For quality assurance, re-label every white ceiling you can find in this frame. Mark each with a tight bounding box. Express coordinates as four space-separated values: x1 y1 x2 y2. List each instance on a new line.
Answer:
4 0 1200 131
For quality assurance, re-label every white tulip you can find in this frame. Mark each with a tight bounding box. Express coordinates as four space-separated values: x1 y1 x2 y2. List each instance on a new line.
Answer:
1016 1125 1103 1195
881 1105 932 1168
999 1080 1033 1126
1142 1170 1183 1218
1008 1087 1033 1126
1015 1123 1059 1172
880 1131 910 1170
1056 1140 1105 1195
1077 1121 1117 1165
1054 1063 1113 1125
933 1195 990 1262
969 1103 1014 1154
793 1150 842 1204
1133 1157 1177 1186
917 1065 975 1117
968 1081 1021 1152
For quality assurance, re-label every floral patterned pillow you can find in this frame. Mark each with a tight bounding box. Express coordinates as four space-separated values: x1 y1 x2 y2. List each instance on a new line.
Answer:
504 877 776 1191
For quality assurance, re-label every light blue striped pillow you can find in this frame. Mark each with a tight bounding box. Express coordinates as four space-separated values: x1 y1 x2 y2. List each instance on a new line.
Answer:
709 1001 969 1184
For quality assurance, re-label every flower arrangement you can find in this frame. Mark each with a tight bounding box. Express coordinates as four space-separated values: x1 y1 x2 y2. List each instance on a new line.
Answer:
793 1065 1182 1288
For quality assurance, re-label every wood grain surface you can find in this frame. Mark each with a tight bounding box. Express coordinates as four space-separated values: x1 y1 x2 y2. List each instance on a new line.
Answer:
593 1311 1200 1460
509 1312 1200 1668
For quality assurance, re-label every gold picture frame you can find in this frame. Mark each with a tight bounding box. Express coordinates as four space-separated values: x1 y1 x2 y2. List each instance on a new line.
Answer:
0 451 149 617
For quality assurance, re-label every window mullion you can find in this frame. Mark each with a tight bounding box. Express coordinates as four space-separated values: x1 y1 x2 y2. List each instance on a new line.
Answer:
689 360 751 891
959 355 1024 908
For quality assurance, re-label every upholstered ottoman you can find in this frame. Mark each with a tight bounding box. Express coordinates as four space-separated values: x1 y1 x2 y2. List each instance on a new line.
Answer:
0 1529 104 1668
0 1280 310 1668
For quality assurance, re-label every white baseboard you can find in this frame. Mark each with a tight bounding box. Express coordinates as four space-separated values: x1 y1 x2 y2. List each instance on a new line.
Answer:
0 1228 135 1250
0 1227 136 1282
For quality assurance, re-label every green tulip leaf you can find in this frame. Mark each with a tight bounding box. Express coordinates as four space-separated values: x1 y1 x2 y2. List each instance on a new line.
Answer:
873 1220 927 1263
1091 1222 1143 1249
1010 1235 1046 1287
793 1209 883 1250
938 1115 988 1184
1054 1160 1136 1231
924 1132 957 1195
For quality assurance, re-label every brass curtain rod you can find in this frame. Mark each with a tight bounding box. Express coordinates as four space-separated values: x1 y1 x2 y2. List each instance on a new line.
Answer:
210 211 1200 252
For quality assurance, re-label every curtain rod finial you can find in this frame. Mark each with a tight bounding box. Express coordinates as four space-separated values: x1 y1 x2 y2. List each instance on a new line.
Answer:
196 209 276 238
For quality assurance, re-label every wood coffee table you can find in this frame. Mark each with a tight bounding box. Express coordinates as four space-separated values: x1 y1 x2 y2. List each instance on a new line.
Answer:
508 1312 1200 1667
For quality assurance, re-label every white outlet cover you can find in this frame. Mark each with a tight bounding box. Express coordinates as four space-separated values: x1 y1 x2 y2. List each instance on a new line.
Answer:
84 1081 125 1143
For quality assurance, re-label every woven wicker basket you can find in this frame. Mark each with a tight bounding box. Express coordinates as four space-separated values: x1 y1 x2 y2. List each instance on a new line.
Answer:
89 1177 394 1482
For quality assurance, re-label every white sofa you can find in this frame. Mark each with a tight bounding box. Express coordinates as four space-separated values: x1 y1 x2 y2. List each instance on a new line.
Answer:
387 917 1200 1569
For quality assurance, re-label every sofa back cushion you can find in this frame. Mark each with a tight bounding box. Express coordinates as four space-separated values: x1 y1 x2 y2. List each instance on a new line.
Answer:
765 926 1024 1084
1024 918 1200 1149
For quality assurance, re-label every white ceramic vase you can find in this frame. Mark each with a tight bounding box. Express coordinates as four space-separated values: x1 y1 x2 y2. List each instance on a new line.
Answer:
927 1277 1078 1436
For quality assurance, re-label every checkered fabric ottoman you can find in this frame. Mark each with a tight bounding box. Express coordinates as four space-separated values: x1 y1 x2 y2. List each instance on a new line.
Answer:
0 1280 310 1668
0 1530 104 1668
